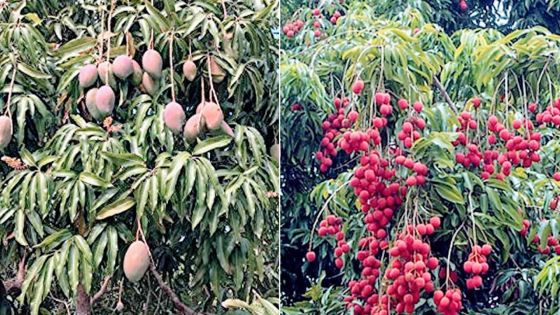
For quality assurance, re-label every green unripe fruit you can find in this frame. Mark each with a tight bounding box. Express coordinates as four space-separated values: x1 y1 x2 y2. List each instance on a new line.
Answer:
78 64 98 88
142 49 163 79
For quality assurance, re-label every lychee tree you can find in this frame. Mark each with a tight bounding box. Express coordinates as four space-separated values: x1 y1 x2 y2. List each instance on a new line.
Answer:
282 0 560 36
0 0 279 314
282 2 560 314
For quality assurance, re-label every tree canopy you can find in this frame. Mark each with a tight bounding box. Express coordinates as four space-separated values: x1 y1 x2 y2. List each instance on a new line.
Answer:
281 1 560 314
0 0 279 314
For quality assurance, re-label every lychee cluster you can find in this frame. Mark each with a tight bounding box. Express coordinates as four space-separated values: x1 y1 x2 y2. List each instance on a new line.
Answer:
536 98 560 126
290 103 303 111
463 244 492 289
316 97 355 172
375 92 393 117
330 10 342 24
344 236 385 314
396 117 425 148
333 232 350 269
532 234 560 255
338 128 381 154
311 8 322 38
318 214 342 237
544 236 560 255
394 155 428 186
282 19 304 38
434 288 462 315
350 151 404 239
452 111 542 180
453 111 483 169
384 222 441 313
520 219 531 237
312 214 350 268
488 115 541 174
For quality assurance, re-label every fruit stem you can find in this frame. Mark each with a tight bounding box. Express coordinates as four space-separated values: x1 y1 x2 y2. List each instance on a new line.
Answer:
200 76 206 103
4 60 17 117
377 45 385 92
445 221 465 288
106 0 115 64
98 5 105 63
468 191 477 243
220 0 227 19
505 71 510 129
433 75 458 114
206 53 219 104
148 0 154 49
308 179 351 251
168 32 176 103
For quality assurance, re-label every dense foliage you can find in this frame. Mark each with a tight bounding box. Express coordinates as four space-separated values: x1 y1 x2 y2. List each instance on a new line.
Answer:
0 0 279 314
281 1 560 314
282 0 560 35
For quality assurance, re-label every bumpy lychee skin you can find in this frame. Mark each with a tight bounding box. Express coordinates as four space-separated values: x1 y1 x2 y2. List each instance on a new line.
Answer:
200 102 224 130
85 88 103 121
182 60 197 81
0 115 13 149
184 114 204 143
112 55 134 79
142 72 159 96
78 64 98 88
123 241 150 282
270 144 280 162
163 102 186 134
459 0 468 11
352 79 364 94
95 85 115 117
306 251 316 262
142 49 163 79
130 60 143 86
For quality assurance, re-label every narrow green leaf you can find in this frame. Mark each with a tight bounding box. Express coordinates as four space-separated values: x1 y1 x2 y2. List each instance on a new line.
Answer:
192 136 232 155
96 198 135 220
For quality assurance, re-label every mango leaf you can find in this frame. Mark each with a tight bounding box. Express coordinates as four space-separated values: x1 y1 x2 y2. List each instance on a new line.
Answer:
96 198 135 220
192 136 233 155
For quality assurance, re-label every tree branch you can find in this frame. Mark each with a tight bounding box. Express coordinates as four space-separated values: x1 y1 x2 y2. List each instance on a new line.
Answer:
432 75 458 114
90 276 111 305
149 265 208 315
3 253 26 295
75 284 91 315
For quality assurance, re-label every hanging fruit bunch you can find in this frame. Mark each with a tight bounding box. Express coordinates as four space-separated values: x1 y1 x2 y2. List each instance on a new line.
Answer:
300 38 560 313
